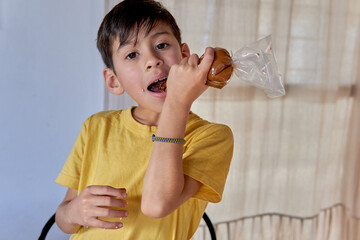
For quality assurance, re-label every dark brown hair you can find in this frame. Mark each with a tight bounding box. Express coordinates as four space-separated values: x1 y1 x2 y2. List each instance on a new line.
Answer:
96 0 182 70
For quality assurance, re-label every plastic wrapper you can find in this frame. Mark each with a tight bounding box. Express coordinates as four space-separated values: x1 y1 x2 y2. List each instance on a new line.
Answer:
203 35 286 98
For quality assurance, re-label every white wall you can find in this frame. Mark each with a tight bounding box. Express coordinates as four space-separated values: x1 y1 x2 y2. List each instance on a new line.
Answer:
0 0 105 239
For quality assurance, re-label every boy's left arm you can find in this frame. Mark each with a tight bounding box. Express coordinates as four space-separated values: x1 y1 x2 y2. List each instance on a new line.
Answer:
141 48 214 218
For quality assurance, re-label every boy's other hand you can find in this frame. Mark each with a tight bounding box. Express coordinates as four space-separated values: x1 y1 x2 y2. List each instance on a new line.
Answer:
66 185 128 229
166 47 215 109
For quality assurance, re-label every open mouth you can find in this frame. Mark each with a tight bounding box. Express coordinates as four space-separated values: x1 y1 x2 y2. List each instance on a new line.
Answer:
147 77 167 93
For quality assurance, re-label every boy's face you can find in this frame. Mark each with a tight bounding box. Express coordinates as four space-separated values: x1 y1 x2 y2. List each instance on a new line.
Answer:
104 21 189 115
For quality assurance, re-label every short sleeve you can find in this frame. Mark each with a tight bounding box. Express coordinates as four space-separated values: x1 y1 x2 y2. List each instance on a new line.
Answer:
55 118 89 190
183 124 234 203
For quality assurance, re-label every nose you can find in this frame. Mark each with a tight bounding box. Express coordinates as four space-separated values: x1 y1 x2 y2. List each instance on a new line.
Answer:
145 51 163 71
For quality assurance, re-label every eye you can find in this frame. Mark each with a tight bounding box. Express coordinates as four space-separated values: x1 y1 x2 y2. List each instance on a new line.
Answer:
126 52 139 60
155 43 168 50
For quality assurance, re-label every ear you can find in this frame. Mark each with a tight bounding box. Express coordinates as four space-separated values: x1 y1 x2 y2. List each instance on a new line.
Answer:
181 43 190 58
103 68 124 95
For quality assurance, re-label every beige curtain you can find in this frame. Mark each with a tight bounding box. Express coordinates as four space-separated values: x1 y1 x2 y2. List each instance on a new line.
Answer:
104 0 360 239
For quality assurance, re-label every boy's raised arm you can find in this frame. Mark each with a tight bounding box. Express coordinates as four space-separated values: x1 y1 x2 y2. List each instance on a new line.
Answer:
141 47 214 218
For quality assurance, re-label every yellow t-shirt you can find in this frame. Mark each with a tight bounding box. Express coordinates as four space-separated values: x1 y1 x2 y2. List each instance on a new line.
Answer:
56 107 233 240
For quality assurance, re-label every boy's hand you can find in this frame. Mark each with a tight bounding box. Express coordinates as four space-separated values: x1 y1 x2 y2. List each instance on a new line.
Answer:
66 185 128 229
166 47 215 109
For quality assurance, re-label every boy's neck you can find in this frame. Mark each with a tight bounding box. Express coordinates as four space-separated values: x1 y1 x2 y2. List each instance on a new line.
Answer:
131 107 161 126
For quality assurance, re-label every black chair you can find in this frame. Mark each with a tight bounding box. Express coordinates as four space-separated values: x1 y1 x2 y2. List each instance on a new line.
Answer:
39 212 217 240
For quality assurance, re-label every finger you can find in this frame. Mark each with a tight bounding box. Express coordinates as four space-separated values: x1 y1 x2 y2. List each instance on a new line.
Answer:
90 195 128 208
86 185 127 199
178 56 189 66
94 207 129 219
188 53 199 66
198 47 215 72
86 217 124 230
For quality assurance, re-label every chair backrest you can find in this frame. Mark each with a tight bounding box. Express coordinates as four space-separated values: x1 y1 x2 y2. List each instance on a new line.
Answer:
38 213 55 240
202 212 217 240
38 212 217 240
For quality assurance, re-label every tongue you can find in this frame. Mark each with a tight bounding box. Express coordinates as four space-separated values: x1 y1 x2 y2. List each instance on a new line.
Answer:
150 80 167 93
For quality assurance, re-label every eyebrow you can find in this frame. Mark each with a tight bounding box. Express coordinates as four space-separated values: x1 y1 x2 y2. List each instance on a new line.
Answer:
117 30 171 52
150 30 171 39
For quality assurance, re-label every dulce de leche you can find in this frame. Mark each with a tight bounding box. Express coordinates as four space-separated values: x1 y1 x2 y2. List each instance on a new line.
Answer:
200 47 233 89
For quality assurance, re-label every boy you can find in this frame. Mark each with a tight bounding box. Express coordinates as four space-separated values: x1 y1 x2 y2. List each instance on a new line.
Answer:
55 0 233 239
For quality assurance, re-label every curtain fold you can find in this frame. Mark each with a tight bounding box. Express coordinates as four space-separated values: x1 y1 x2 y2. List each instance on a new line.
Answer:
103 0 360 239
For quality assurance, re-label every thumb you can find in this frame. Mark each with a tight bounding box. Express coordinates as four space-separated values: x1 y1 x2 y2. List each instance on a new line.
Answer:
198 47 215 73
